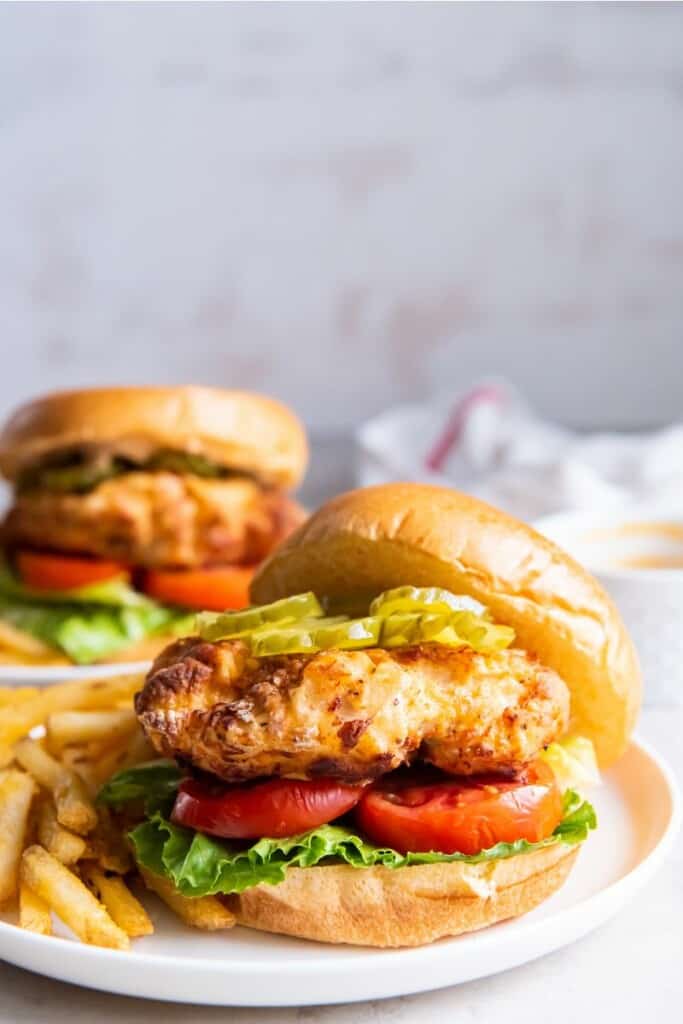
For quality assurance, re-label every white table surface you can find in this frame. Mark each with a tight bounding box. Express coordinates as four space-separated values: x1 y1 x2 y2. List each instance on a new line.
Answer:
1 706 680 1024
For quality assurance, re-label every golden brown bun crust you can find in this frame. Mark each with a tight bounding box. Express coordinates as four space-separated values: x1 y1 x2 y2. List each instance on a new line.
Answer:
251 483 641 767
0 387 308 490
229 844 578 947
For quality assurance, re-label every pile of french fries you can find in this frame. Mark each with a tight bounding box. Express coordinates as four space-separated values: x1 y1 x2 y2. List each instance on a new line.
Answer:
0 676 235 950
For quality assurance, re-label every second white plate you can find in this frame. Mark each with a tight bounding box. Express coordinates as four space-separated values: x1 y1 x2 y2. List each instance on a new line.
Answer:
0 661 152 685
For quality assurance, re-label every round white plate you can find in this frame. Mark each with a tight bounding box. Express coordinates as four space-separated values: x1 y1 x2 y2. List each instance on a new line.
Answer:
0 737 679 1006
0 661 152 684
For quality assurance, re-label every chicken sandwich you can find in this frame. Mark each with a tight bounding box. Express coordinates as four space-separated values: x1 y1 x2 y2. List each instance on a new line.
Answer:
0 387 307 665
100 483 640 946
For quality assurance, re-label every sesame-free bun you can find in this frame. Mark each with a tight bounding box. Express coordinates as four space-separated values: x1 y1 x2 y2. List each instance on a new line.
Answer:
252 483 641 768
0 387 308 490
230 843 578 947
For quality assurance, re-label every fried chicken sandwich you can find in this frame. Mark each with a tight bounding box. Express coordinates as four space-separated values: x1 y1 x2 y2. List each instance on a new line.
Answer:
100 483 641 947
0 387 307 665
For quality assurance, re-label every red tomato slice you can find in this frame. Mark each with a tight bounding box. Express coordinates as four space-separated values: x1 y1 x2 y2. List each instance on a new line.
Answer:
142 565 255 611
355 761 563 855
16 550 128 591
172 777 365 839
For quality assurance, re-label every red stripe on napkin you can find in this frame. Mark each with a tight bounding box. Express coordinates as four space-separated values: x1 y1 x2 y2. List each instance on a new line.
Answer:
424 386 505 472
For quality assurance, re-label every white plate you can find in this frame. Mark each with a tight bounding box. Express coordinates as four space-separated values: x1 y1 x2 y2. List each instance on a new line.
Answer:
0 737 679 1006
0 661 152 684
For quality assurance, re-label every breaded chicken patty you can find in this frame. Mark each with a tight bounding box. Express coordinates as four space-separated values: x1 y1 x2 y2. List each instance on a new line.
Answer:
136 637 570 783
3 473 304 569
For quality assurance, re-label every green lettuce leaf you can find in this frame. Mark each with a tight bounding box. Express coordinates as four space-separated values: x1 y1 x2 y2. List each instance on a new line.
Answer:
0 565 193 663
0 598 191 663
123 783 596 898
97 760 182 815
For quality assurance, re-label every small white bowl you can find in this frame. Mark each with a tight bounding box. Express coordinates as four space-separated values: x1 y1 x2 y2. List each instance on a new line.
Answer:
535 508 683 705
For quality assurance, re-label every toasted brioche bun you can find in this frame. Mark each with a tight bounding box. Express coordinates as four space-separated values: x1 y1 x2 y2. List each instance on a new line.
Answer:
252 483 641 768
0 387 308 490
229 843 578 947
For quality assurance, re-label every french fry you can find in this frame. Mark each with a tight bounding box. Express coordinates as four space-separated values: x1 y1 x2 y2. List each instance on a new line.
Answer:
47 709 138 751
84 805 132 874
0 620 60 659
14 738 97 835
1 672 242 952
0 769 36 904
59 746 99 796
37 798 86 865
81 864 153 938
21 845 129 950
19 881 52 935
140 867 235 931
0 675 142 749
110 729 155 773
13 738 62 788
52 772 98 835
64 727 154 795
82 743 131 791
0 687 39 709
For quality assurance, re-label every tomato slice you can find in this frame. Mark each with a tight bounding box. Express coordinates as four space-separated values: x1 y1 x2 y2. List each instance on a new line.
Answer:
355 761 563 855
16 550 128 591
142 565 255 611
172 777 365 839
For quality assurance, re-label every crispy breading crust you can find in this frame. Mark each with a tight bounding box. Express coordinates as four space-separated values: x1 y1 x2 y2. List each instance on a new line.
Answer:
3 473 304 569
135 638 569 782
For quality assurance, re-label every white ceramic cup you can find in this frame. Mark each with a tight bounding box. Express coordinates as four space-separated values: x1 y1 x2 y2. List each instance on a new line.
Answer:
534 508 683 705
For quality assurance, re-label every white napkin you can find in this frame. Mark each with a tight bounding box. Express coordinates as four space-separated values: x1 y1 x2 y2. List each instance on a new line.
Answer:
356 380 683 521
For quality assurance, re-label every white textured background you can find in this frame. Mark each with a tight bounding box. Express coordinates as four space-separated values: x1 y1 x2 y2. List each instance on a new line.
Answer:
1 2 682 433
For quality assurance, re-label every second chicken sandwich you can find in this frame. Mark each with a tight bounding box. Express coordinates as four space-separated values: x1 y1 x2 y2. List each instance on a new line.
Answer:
0 386 307 664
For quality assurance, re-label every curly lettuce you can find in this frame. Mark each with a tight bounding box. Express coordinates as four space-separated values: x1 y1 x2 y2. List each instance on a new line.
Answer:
97 763 597 898
0 565 193 663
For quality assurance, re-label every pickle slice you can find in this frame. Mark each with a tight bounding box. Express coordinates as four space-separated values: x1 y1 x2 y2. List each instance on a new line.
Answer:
431 611 515 653
380 613 451 648
249 628 319 656
195 587 513 656
250 617 380 657
369 586 485 618
313 616 380 650
197 592 324 642
381 610 514 652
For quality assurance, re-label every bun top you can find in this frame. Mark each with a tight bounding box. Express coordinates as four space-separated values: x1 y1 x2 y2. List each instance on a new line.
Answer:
252 483 641 767
0 387 308 490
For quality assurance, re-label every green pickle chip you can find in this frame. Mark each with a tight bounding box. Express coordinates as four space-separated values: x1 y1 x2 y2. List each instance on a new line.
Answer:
369 586 485 618
380 613 451 648
196 585 513 656
250 617 380 657
196 592 324 642
431 612 514 653
312 616 380 650
250 628 319 656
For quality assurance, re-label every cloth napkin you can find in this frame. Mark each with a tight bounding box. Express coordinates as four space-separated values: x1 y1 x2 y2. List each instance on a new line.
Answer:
356 380 683 522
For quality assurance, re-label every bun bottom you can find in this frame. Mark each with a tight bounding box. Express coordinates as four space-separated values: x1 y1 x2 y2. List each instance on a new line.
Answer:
228 844 578 947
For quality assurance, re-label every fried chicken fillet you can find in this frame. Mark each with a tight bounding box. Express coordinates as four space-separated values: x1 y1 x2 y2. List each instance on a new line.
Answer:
136 637 570 783
3 473 304 569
